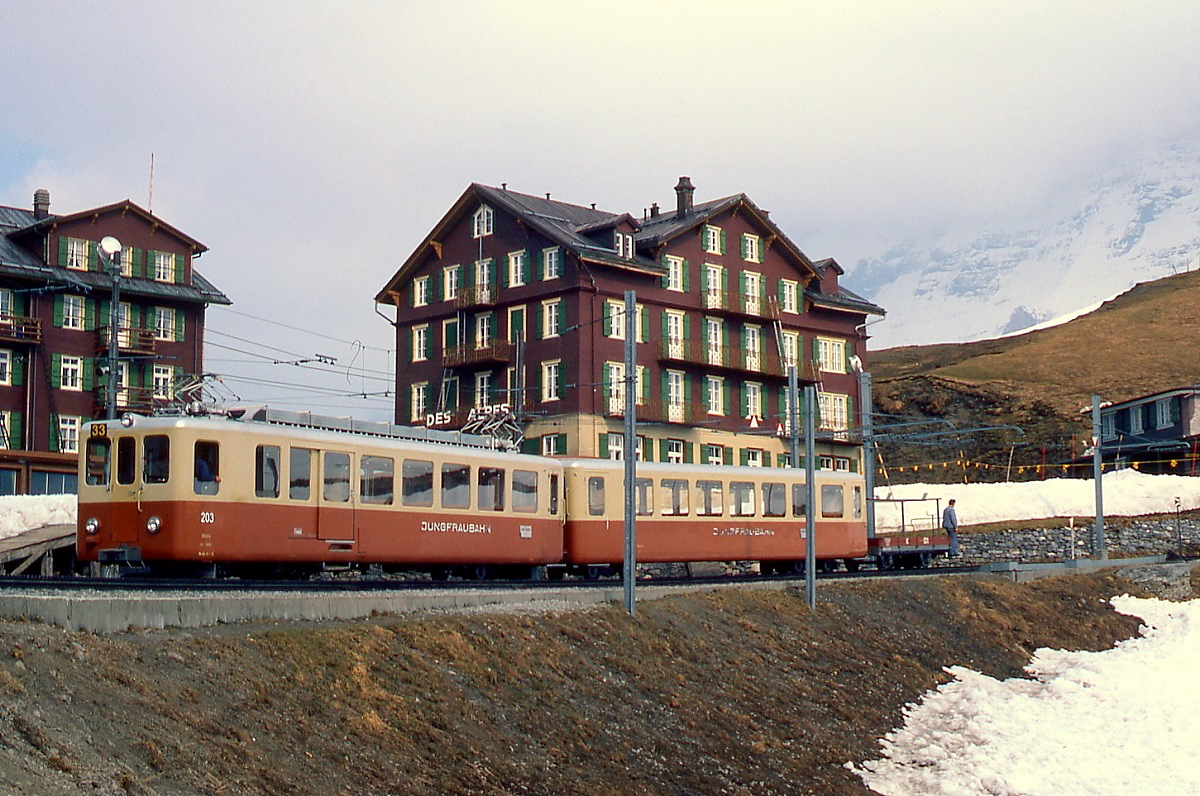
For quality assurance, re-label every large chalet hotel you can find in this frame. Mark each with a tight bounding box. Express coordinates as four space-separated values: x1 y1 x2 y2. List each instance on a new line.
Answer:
377 179 883 470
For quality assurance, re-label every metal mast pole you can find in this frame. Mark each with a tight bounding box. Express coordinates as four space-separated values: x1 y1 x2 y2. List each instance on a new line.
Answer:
98 237 123 420
804 383 817 609
622 290 637 616
860 371 876 539
1092 393 1106 559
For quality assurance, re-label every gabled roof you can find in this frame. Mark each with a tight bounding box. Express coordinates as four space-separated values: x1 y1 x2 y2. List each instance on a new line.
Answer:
807 257 884 316
10 199 208 253
376 184 664 302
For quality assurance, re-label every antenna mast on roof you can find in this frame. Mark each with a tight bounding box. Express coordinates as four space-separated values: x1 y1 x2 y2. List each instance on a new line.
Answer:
148 153 155 213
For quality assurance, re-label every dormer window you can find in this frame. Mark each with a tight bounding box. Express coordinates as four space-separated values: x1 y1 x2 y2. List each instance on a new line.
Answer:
615 231 635 259
66 238 88 270
472 205 494 238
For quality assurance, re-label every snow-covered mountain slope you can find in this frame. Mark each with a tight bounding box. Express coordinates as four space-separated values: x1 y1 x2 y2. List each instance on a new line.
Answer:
853 146 1200 348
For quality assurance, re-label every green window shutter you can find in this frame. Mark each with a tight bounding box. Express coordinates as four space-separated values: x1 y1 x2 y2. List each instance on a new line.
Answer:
8 413 21 448
522 438 538 455
850 459 859 473
84 299 96 331
533 249 544 281
660 256 669 288
57 238 68 267
778 280 787 305
739 448 749 466
722 380 731 414
143 362 154 388
174 254 184 283
683 374 692 405
659 439 669 461
740 234 748 260
175 311 186 342
522 251 531 284
682 314 691 342
682 259 690 292
848 395 855 428
723 447 733 466
555 300 564 335
50 354 61 388
643 438 653 462
739 383 749 418
699 264 708 292
399 387 411 422
719 229 727 255
555 362 564 396
555 434 566 455
432 270 443 300
500 257 510 288
534 304 543 340
739 271 747 298
12 355 24 387
812 337 820 360
660 310 668 341
639 306 649 342
404 329 412 363
143 249 153 279
720 267 728 293
52 296 63 327
445 319 458 347
83 358 95 392
464 263 475 288
48 416 60 452
639 367 649 404
722 322 729 350
598 434 609 458
604 304 614 337
87 241 98 271
11 293 23 315
684 442 694 464
660 372 669 406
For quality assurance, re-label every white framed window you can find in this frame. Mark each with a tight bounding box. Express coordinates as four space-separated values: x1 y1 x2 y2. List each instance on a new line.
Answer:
66 238 88 270
443 265 460 301
1129 405 1144 436
615 230 635 258
474 371 492 408
666 255 685 291
1101 413 1116 441
541 434 563 456
119 247 135 277
744 325 761 371
62 295 85 330
781 331 799 368
742 233 761 263
474 312 493 348
543 248 561 279
745 449 763 467
818 337 846 373
702 225 723 255
835 457 851 472
1156 398 1173 429
606 362 628 413
154 307 176 341
706 375 724 415
743 272 761 314
0 290 12 318
541 360 561 402
57 416 80 454
153 365 174 399
606 300 626 340
154 251 175 282
413 276 430 307
442 376 459 409
705 318 723 366
507 252 526 287
745 381 763 419
60 355 82 391
116 362 130 406
818 392 850 431
606 432 623 461
665 310 684 358
704 264 724 309
474 259 494 303
0 350 11 385
542 299 561 338
667 370 685 422
706 444 724 466
820 455 835 470
472 205 494 238
780 279 798 314
413 324 429 362
666 439 684 464
507 305 526 344
411 383 428 422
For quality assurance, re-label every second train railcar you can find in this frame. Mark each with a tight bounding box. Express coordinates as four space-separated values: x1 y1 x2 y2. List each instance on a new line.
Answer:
560 459 868 575
77 414 566 577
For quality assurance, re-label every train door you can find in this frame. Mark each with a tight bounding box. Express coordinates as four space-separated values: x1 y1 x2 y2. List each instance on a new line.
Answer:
317 450 355 542
105 433 142 544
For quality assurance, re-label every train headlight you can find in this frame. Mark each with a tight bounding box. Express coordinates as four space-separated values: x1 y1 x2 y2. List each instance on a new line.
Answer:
120 413 136 428
84 518 100 535
146 516 162 534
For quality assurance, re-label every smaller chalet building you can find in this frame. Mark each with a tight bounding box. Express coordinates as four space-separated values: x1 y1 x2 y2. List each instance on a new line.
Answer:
0 190 229 493
376 179 883 469
1090 387 1200 475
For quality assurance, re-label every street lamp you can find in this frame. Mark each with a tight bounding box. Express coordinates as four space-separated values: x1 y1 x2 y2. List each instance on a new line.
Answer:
97 236 122 419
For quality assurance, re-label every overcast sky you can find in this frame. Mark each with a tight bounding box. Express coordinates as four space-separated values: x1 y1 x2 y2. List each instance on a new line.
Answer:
3 1 1200 419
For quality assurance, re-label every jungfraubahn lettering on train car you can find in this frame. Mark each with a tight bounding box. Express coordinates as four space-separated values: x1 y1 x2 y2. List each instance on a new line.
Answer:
420 521 493 534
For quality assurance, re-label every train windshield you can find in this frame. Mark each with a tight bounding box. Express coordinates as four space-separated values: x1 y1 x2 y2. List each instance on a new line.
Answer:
144 436 170 484
85 436 110 486
194 441 220 495
821 484 845 518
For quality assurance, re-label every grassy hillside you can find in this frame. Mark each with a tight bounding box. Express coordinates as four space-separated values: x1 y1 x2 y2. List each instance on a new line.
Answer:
869 269 1200 481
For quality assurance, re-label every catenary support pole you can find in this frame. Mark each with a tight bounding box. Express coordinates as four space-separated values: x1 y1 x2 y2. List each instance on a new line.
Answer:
860 370 876 539
623 290 637 616
804 383 817 609
1092 393 1106 559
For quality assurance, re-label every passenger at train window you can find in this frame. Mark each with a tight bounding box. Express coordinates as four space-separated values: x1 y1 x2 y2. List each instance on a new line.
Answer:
193 441 220 495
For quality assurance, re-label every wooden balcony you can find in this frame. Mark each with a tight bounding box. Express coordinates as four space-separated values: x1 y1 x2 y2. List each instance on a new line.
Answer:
605 398 707 425
454 284 499 309
700 289 780 319
443 340 514 368
0 315 41 345
95 326 157 356
91 386 160 417
657 340 820 381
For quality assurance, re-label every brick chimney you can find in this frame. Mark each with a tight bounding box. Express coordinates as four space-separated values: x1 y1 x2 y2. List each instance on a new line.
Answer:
32 189 50 220
674 177 694 219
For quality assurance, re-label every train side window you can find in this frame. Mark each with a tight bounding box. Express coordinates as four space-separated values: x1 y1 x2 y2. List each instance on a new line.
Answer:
85 437 111 486
194 441 220 496
549 473 559 515
854 486 863 519
730 481 756 517
634 478 654 516
324 452 351 503
696 480 723 516
478 467 505 511
792 483 807 517
512 470 538 513
821 484 844 518
256 445 281 498
587 477 605 516
402 459 433 507
762 482 786 517
361 456 395 505
441 463 470 508
144 435 170 484
290 448 313 500
117 437 136 485
660 479 689 516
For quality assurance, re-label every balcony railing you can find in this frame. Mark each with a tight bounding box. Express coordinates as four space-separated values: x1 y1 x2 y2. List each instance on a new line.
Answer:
443 340 514 368
605 398 708 425
701 289 780 319
95 326 157 355
454 284 499 309
92 386 160 416
0 314 42 345
657 340 820 381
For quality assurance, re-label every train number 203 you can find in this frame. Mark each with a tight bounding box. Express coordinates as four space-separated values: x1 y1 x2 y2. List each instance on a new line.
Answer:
199 512 216 524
